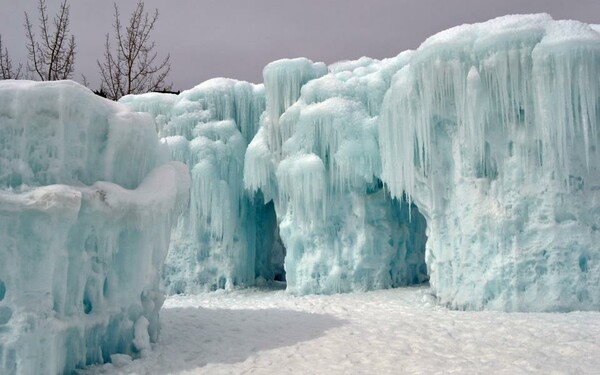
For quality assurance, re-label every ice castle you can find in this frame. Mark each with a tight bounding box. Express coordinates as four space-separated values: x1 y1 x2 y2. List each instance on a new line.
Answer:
1 14 600 374
123 14 600 311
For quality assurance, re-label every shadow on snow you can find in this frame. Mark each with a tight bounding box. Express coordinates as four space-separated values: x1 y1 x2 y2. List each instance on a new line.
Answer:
153 305 346 372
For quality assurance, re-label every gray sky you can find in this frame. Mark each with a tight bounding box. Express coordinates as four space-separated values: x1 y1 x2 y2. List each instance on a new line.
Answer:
1 0 599 90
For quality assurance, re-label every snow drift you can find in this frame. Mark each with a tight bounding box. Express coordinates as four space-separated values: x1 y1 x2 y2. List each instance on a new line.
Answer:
0 81 189 374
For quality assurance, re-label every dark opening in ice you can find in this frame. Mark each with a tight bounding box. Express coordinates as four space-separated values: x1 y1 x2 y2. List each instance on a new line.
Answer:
254 193 286 285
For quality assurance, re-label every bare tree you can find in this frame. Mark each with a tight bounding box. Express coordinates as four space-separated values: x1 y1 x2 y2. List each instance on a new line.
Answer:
24 0 76 80
0 35 22 79
98 1 171 100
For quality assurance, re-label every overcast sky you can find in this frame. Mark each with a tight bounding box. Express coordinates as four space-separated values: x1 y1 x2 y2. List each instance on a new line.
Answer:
0 0 599 90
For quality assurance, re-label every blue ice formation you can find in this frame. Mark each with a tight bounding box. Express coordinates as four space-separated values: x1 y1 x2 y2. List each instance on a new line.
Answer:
6 13 599 375
246 55 430 294
120 78 273 293
128 14 599 312
379 14 600 311
0 81 189 374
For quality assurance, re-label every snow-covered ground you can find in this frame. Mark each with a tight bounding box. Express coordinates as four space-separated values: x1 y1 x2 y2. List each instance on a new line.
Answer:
83 286 600 374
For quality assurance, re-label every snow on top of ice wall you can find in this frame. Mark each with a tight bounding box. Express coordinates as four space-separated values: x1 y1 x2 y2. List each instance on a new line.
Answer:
121 78 265 144
264 58 327 126
0 81 190 374
252 54 410 222
0 80 163 190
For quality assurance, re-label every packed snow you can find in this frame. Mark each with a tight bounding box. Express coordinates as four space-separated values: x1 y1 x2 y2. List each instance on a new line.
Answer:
82 287 600 374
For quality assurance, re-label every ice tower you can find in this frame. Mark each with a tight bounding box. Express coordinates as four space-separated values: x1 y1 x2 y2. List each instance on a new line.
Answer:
246 57 430 294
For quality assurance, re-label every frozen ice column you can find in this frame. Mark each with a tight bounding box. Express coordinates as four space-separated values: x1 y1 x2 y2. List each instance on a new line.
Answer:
0 81 189 374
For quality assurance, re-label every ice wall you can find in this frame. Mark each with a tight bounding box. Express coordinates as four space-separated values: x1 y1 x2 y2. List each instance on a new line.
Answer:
120 78 272 294
248 15 600 309
246 56 429 294
0 81 189 374
122 14 600 311
379 14 600 311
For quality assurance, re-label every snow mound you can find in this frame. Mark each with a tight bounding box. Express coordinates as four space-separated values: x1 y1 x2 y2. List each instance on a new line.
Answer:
81 288 600 375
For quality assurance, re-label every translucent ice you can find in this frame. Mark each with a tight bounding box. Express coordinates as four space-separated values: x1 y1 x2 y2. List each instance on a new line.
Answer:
245 54 429 294
0 81 189 374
